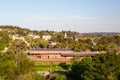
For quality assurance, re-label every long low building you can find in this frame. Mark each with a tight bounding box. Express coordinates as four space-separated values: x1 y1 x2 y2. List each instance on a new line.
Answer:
27 48 101 62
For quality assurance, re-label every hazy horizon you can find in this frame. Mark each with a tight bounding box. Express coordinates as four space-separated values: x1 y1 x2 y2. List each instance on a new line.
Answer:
0 0 120 32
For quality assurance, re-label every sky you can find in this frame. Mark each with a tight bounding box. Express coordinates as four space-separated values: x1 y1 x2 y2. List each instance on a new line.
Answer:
0 0 120 32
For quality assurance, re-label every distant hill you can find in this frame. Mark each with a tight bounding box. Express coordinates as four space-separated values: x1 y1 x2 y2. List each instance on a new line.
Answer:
0 25 120 38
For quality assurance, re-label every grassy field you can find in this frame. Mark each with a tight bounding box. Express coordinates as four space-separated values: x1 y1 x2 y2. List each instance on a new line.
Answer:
34 62 70 71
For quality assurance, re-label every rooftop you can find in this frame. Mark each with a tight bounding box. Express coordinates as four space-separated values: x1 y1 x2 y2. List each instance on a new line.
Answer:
30 48 72 51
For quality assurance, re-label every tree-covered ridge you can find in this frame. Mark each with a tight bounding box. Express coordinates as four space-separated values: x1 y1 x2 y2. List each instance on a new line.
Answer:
0 25 120 52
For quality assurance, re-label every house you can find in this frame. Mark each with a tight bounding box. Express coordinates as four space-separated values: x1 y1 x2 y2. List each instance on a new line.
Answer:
42 35 51 41
11 35 30 46
48 41 57 48
28 33 40 39
74 33 83 40
27 48 100 62
0 28 2 31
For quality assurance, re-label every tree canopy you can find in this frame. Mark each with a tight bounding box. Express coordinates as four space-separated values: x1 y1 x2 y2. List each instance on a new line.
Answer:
69 53 120 80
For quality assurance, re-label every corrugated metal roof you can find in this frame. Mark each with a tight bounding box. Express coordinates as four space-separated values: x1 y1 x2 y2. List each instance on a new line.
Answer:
30 48 72 51
61 52 100 54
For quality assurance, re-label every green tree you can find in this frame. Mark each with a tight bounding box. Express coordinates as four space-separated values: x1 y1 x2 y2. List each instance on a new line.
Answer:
0 52 16 80
0 38 37 80
69 57 93 80
7 39 29 53
82 53 120 80
57 33 65 43
34 74 46 80
39 39 48 48
58 62 70 70
0 31 10 51
55 75 67 80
